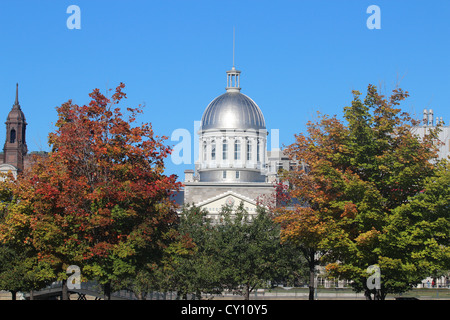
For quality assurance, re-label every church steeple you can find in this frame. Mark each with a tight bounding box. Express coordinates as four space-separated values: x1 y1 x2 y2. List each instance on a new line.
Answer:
3 83 27 171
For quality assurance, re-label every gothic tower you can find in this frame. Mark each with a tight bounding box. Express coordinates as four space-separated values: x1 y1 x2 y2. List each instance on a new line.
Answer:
3 83 27 171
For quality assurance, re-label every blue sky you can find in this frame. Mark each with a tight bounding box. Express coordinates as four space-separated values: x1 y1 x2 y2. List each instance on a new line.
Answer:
1 0 449 181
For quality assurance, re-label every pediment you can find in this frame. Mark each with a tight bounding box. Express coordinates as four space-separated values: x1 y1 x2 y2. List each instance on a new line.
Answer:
196 191 259 215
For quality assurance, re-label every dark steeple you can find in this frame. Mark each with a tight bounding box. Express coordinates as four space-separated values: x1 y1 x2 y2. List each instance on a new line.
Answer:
3 83 28 171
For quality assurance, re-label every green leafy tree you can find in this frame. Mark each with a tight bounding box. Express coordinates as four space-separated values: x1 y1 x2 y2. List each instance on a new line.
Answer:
215 203 301 300
0 176 52 299
154 204 221 300
378 161 450 291
277 84 442 299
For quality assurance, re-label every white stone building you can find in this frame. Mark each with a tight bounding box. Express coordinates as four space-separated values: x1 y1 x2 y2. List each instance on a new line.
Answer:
411 109 450 161
182 65 290 219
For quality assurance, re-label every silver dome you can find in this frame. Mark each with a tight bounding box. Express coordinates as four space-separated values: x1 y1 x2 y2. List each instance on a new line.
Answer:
201 92 266 131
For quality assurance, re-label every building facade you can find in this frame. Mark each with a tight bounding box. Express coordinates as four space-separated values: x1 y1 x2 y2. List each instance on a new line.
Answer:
412 109 450 161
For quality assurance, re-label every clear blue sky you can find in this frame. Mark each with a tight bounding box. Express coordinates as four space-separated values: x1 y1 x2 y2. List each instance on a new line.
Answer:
1 0 449 181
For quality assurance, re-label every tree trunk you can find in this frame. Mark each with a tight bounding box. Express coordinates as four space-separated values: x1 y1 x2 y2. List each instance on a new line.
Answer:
308 272 315 300
374 289 385 300
104 282 111 300
135 291 145 300
244 284 250 300
10 290 17 300
308 251 315 300
62 279 69 300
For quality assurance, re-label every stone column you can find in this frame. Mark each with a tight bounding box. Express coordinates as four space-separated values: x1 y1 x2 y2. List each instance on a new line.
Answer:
235 136 243 168
206 137 211 168
216 136 222 166
260 137 266 168
228 136 234 167
250 137 257 168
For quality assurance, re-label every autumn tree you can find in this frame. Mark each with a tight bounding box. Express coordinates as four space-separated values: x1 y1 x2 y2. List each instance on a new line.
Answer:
276 84 442 300
0 83 182 299
0 176 51 299
274 114 354 300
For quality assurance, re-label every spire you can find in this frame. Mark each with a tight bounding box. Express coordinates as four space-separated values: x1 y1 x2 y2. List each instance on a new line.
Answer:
226 28 241 92
233 26 235 69
13 83 20 108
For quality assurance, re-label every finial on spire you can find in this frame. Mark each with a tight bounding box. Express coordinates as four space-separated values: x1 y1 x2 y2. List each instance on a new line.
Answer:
15 83 19 105
233 27 235 69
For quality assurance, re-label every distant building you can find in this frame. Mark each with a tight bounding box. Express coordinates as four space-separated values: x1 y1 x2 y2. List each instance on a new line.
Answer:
0 84 29 179
0 84 47 179
412 109 450 161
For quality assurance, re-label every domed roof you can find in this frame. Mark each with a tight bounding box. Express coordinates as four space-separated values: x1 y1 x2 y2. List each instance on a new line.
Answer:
201 66 266 131
201 91 265 131
7 83 26 122
7 106 26 122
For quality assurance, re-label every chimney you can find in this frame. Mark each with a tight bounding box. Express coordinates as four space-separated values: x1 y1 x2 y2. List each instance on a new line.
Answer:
423 109 428 126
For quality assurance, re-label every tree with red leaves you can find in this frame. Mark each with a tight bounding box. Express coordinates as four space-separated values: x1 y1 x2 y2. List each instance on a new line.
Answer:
0 83 182 299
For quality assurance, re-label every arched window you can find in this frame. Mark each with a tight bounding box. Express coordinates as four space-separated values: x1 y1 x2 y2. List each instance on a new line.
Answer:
247 140 252 161
10 129 16 143
222 139 228 160
234 140 241 160
211 140 216 161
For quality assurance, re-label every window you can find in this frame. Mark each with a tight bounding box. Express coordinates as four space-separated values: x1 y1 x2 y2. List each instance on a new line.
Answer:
203 141 207 161
222 140 228 160
236 171 240 179
247 140 252 161
223 170 227 179
277 161 283 172
10 129 16 144
211 141 216 160
234 140 241 160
